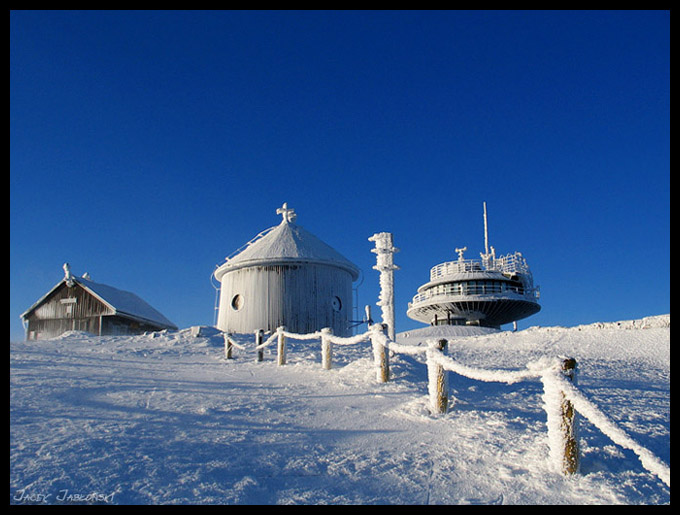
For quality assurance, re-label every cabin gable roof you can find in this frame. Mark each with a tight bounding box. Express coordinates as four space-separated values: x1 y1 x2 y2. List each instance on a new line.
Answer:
22 277 177 330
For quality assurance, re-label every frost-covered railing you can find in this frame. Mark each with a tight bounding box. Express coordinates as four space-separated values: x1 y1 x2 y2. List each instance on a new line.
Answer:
429 251 531 281
220 226 277 264
410 281 539 306
221 328 670 487
238 325 389 381
429 347 669 486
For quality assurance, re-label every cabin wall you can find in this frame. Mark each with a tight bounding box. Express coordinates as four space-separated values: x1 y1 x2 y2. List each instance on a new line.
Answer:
217 263 354 336
100 315 168 336
25 282 112 340
23 282 170 340
33 282 112 320
26 316 103 340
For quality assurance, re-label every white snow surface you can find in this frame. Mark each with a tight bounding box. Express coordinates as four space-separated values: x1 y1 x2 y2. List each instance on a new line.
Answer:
10 316 669 504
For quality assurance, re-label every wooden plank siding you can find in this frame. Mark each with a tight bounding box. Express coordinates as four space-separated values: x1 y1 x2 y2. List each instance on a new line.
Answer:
24 282 112 340
23 281 173 340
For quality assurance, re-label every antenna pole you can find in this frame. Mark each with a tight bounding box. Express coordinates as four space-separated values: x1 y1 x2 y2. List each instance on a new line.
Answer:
483 202 489 256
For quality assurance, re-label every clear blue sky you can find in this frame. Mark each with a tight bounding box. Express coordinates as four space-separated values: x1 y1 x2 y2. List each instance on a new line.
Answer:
10 10 670 341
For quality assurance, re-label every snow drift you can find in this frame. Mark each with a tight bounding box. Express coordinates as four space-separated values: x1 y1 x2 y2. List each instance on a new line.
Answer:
10 316 669 504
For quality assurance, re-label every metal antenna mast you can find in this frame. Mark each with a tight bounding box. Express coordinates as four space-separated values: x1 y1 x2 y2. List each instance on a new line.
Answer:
483 201 490 256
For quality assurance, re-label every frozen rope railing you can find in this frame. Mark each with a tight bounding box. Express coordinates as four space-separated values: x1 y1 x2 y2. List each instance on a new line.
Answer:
370 335 669 486
422 341 670 487
252 327 373 352
221 334 246 359
543 366 671 488
225 324 390 380
221 328 669 487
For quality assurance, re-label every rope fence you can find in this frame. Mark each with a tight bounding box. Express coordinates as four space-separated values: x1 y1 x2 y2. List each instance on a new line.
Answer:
220 325 670 487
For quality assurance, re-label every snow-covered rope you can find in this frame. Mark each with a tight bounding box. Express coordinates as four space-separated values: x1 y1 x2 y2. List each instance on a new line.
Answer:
255 331 279 351
228 328 670 485
430 351 555 384
247 327 377 360
252 327 374 353
385 339 670 486
225 337 247 351
549 369 671 487
382 339 428 357
323 330 372 346
280 329 322 341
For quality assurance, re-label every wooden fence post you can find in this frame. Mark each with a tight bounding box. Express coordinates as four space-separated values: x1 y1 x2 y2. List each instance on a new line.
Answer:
427 339 449 415
370 323 389 383
224 333 233 359
255 329 264 362
321 327 332 370
277 326 286 366
560 357 579 475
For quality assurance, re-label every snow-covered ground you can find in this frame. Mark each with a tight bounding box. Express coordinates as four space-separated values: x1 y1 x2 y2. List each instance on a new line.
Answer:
10 316 669 504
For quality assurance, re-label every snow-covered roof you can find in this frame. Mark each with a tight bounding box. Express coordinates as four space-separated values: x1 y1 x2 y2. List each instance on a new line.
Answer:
76 277 177 329
22 276 177 330
214 205 360 281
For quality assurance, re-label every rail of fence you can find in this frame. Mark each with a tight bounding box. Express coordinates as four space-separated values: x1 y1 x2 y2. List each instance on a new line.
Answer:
221 326 670 487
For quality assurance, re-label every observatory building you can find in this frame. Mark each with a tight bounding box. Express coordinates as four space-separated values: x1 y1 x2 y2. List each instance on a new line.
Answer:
406 203 540 330
213 203 360 336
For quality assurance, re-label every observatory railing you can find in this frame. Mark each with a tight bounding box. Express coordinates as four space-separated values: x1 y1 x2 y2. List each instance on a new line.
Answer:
430 252 532 281
409 281 540 307
220 327 670 487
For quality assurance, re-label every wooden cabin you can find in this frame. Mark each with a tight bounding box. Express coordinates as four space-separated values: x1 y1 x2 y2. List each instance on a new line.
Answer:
21 264 177 340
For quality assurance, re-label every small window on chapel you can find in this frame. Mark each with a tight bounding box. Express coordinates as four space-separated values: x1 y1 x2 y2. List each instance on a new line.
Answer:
231 294 244 311
332 296 342 312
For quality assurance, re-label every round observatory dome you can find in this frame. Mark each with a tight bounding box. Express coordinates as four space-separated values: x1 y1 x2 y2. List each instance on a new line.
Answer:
406 203 541 330
214 203 360 336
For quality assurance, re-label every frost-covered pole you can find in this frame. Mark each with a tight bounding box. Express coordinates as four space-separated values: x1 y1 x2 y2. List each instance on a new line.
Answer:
277 326 287 366
426 339 449 415
559 358 579 475
224 333 233 359
369 232 399 341
542 357 579 475
255 329 264 362
321 327 333 370
369 323 390 383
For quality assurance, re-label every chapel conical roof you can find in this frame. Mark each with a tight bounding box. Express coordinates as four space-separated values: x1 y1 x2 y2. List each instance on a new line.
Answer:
214 204 360 281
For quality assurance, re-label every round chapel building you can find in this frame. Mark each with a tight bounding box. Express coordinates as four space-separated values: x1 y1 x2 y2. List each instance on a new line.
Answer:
213 204 360 336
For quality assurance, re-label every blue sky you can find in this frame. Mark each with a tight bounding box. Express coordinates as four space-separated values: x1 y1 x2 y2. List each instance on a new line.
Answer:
10 10 669 340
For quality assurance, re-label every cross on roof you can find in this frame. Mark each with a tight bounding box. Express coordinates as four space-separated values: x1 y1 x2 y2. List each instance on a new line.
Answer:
276 202 297 223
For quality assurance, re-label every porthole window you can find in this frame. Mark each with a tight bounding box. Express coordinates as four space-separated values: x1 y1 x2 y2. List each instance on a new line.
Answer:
331 296 342 312
231 294 244 311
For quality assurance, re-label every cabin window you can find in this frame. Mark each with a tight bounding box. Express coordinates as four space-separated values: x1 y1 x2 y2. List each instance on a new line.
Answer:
231 294 244 311
331 296 342 312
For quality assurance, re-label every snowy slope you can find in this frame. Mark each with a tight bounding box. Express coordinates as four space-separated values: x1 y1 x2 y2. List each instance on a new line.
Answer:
10 316 669 504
